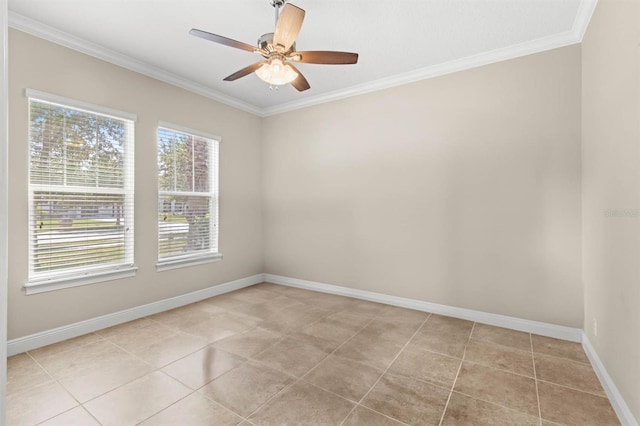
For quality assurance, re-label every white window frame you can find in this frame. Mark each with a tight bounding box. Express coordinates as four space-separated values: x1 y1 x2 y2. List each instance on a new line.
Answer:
156 121 221 271
24 89 137 294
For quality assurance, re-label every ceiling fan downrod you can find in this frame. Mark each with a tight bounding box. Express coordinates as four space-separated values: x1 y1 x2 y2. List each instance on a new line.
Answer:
269 0 286 25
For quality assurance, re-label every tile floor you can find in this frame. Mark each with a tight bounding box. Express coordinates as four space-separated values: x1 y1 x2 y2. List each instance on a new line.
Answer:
7 283 620 425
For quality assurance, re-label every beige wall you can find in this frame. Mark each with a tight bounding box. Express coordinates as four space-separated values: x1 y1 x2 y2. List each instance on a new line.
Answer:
262 46 583 327
582 0 640 420
7 29 263 339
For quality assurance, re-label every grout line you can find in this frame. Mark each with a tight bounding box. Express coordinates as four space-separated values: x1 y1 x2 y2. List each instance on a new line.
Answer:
451 389 542 421
531 349 591 365
535 378 610 398
438 321 475 426
24 352 104 425
133 286 362 423
338 313 433 426
456 359 537 380
468 335 536 355
116 286 298 425
16 285 597 425
135 384 248 425
243 309 382 422
530 334 543 426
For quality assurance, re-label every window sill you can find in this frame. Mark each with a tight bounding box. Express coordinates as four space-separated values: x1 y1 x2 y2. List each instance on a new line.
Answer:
156 253 223 272
25 266 138 295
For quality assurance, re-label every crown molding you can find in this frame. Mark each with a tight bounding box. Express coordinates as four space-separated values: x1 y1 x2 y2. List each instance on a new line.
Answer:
9 0 598 118
262 30 581 116
573 0 598 41
8 12 262 117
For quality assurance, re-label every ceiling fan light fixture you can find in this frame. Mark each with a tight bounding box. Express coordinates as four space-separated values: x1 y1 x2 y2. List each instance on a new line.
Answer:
256 57 298 85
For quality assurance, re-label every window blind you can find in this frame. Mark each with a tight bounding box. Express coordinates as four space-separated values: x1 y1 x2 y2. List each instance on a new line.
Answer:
157 125 219 265
27 92 135 286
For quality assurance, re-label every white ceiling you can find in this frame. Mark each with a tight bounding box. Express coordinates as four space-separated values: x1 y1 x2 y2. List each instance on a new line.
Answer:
8 0 595 116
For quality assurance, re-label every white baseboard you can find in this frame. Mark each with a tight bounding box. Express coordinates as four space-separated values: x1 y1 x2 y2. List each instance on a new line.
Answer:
267 274 639 425
7 273 264 356
8 272 584 355
582 334 639 426
8 271 635 426
264 273 583 342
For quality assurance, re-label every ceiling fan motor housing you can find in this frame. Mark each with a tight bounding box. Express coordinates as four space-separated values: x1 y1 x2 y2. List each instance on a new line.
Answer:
189 1 357 92
258 33 295 54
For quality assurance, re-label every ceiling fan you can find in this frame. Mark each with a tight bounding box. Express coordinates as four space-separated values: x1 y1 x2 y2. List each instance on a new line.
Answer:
189 0 359 92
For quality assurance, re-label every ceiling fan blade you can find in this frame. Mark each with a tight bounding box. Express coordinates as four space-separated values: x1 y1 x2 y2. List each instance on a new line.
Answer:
273 4 305 52
288 64 310 92
293 51 359 65
223 61 266 81
190 29 257 53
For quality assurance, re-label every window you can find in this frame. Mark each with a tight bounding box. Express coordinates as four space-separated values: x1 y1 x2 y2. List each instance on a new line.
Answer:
157 123 220 270
26 90 136 294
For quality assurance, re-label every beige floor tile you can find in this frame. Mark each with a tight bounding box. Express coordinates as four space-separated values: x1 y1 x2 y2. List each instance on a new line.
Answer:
200 293 250 310
8 352 37 370
464 339 534 377
377 305 430 324
148 305 213 329
253 336 329 377
99 320 175 351
361 317 425 345
307 294 357 311
161 346 245 389
410 314 473 358
471 323 532 351
39 406 100 425
326 311 372 330
334 331 406 370
454 361 539 417
95 317 158 339
249 381 354 425
259 304 331 333
6 381 78 426
182 311 261 342
7 353 53 395
228 285 281 303
140 393 243 425
289 316 362 352
199 359 294 417
342 299 388 317
58 354 153 402
388 345 461 388
28 333 104 362
304 355 382 401
84 371 191 426
535 352 605 396
341 406 406 425
276 286 319 300
7 286 622 426
35 339 145 381
537 380 619 425
442 392 539 425
229 296 301 320
132 332 207 368
211 327 284 358
361 372 450 425
191 300 229 315
531 335 589 363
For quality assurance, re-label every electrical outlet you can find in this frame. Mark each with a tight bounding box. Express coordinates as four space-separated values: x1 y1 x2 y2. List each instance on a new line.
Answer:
593 318 598 337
